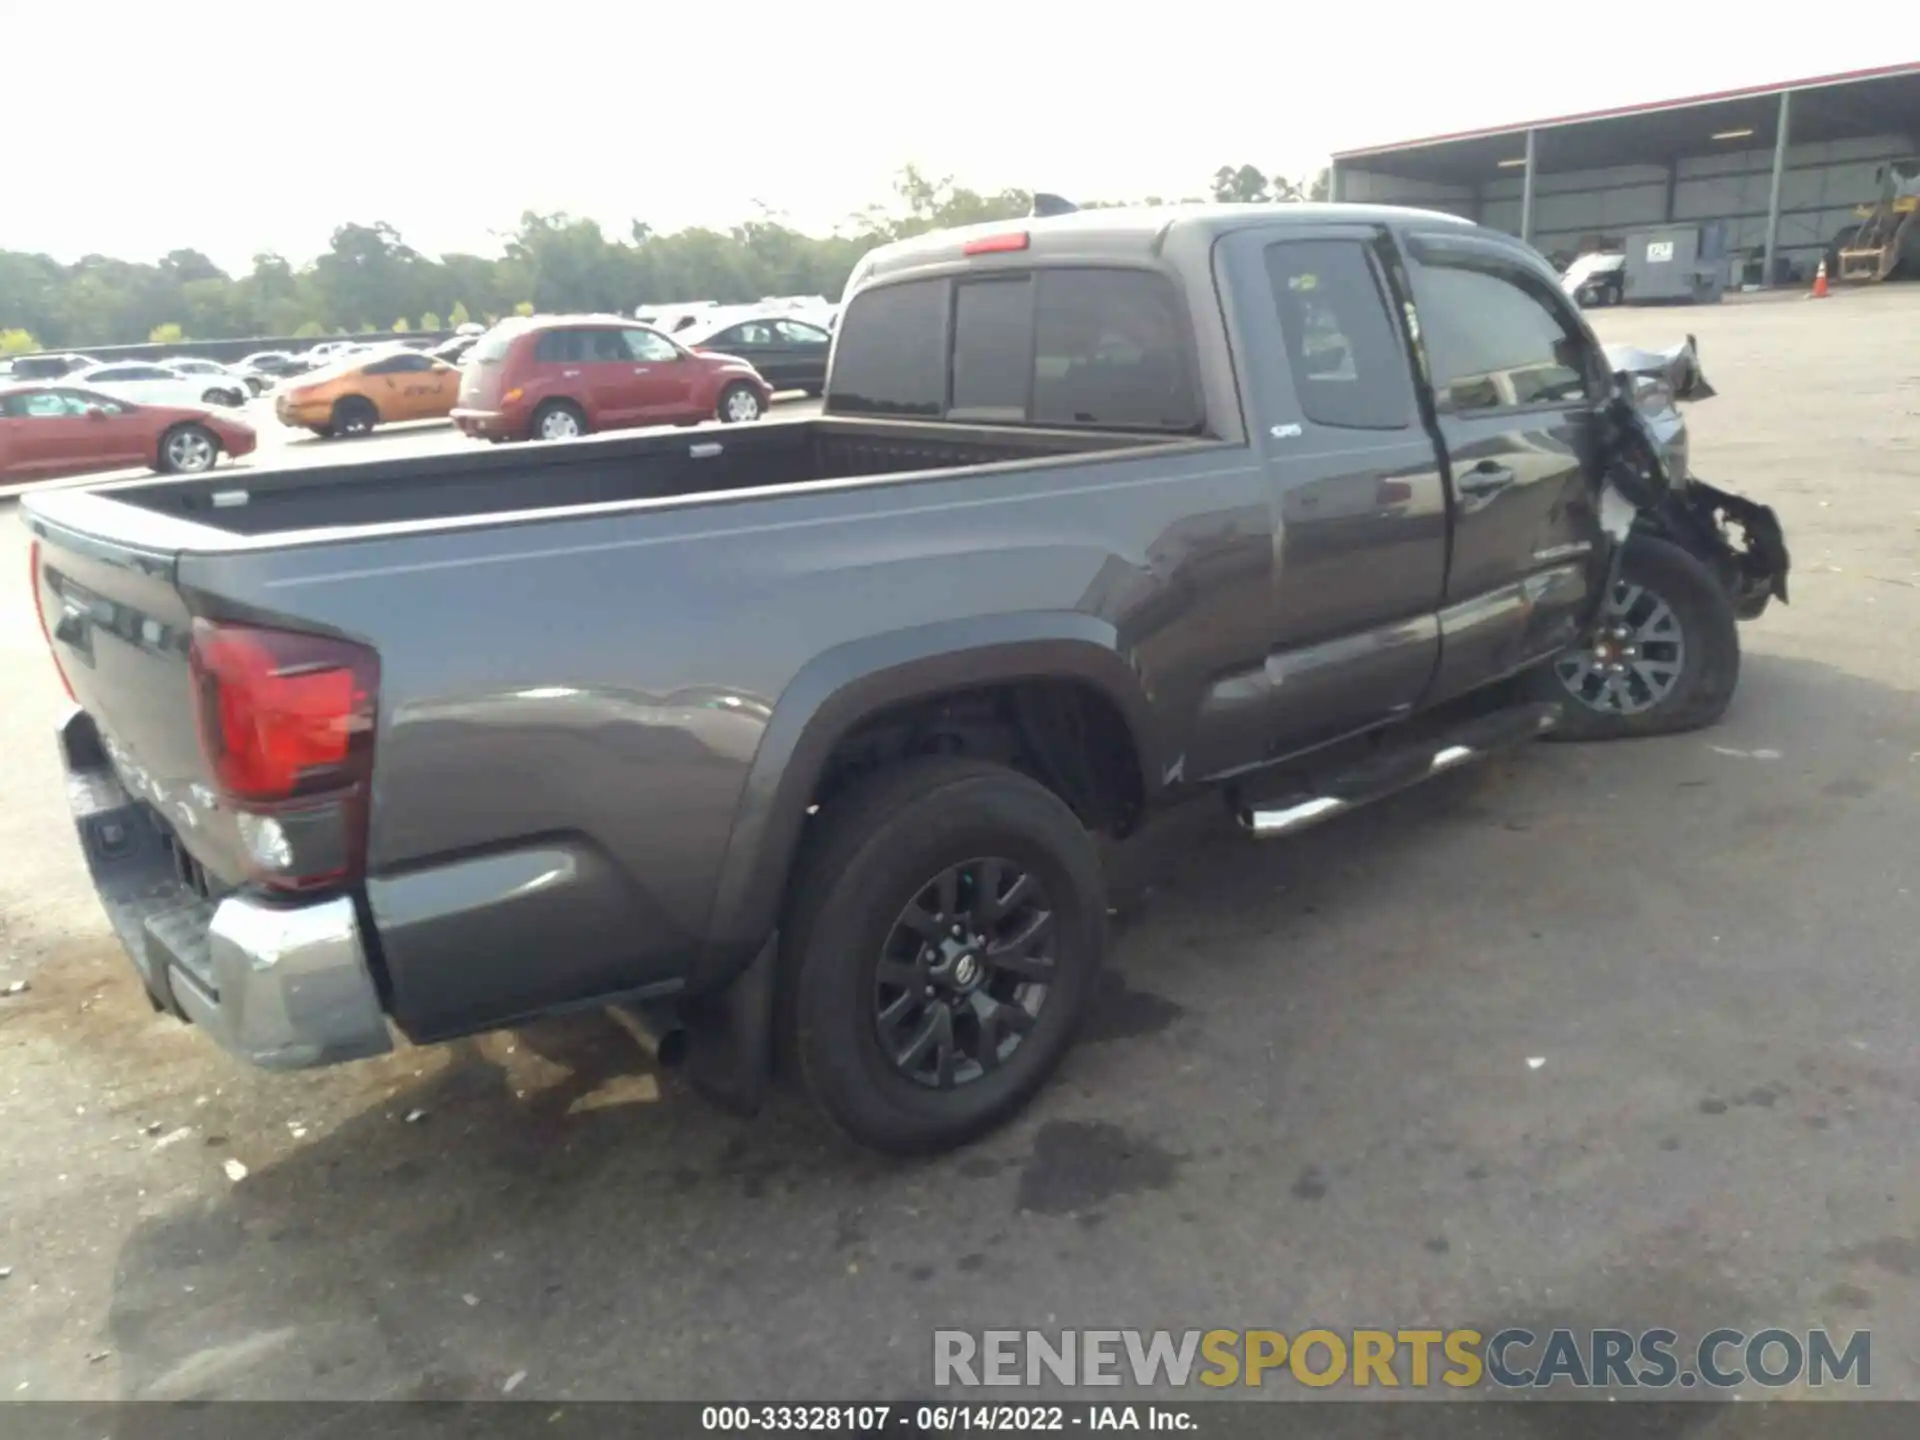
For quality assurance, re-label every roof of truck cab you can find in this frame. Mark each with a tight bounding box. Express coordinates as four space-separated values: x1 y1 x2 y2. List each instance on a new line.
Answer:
854 202 1476 282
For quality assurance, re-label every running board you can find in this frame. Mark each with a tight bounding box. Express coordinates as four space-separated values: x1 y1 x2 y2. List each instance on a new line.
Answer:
1237 702 1560 840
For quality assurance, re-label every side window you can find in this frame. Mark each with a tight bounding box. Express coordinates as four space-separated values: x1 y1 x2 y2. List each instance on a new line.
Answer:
19 393 73 417
585 329 634 362
1032 269 1201 432
950 277 1034 422
1414 259 1592 414
534 329 583 364
828 278 947 418
129 366 173 380
621 329 679 362
710 326 751 349
775 320 828 346
1263 240 1415 430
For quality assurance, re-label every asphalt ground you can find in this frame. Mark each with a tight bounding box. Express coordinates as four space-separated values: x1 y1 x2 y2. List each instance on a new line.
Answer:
1 289 1916 1414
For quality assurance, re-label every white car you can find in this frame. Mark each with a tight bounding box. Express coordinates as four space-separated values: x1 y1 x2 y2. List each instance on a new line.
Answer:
162 355 263 397
66 362 246 409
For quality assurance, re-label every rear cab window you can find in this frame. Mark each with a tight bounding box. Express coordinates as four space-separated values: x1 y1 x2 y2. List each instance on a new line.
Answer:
831 267 1201 432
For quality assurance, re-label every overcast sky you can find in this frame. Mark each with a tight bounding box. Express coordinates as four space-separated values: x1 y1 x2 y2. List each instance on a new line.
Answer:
6 6 1895 272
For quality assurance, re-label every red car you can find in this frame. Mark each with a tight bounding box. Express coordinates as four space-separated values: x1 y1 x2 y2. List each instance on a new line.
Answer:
0 384 256 484
451 315 774 443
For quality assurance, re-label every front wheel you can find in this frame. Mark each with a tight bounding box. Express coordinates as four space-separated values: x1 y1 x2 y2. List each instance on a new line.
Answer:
718 382 763 424
157 423 220 474
783 757 1107 1155
1528 534 1740 740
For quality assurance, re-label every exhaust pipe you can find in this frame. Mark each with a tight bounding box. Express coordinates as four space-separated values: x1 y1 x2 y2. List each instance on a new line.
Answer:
611 1000 689 1069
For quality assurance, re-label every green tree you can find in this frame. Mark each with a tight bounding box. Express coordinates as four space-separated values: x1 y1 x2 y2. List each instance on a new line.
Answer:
420 311 442 331
392 316 412 332
448 300 471 328
1211 164 1273 203
293 320 325 338
149 321 185 344
0 328 38 354
513 300 534 317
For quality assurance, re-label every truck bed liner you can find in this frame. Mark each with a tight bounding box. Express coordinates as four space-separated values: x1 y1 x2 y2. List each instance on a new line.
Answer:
93 416 1181 541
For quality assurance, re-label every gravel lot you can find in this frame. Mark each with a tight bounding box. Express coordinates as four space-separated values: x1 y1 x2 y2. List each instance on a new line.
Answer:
2 291 1917 1409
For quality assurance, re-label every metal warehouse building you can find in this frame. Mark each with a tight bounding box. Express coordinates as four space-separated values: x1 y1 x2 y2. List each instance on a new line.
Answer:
1328 62 1920 286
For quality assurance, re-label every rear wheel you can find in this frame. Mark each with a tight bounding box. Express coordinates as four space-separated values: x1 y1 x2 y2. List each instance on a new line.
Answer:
156 423 220 474
330 395 378 437
1528 535 1739 740
783 756 1107 1155
532 399 586 441
718 383 763 424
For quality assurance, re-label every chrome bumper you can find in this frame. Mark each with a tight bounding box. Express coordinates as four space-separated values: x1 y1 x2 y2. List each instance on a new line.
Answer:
59 708 392 1070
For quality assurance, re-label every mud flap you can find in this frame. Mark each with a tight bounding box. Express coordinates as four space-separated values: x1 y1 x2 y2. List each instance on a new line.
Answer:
683 932 777 1116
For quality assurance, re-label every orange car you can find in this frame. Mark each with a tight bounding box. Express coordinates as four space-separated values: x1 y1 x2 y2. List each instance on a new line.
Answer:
274 348 460 438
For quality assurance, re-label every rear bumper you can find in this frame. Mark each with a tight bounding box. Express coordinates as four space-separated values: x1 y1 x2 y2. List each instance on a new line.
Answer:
59 708 392 1070
451 407 518 439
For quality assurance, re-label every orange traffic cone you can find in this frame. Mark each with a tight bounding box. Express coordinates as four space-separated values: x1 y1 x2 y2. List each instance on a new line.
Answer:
1810 259 1830 299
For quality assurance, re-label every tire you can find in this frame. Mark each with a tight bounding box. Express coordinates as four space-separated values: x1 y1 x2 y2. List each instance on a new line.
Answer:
802 385 824 399
782 756 1107 1155
331 395 378 437
717 382 763 424
156 423 220 475
308 426 334 439
532 399 587 441
1526 534 1740 741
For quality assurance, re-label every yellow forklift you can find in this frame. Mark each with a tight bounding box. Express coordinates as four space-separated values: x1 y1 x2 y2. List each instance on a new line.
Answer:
1837 160 1920 283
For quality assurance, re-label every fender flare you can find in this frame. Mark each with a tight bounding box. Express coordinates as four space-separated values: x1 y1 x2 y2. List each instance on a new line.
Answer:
689 611 1157 989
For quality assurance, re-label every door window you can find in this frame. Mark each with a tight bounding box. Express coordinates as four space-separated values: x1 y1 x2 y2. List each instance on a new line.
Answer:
1263 240 1416 430
621 329 679 361
774 320 828 346
1413 258 1594 414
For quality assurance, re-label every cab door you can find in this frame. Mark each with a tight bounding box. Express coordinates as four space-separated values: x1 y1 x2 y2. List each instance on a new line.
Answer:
1395 228 1611 703
1215 224 1449 758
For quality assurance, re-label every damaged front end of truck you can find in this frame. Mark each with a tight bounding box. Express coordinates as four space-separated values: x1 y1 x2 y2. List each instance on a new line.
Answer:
1599 334 1792 621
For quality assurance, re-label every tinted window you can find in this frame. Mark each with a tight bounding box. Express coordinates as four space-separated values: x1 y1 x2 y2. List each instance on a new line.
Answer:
1415 260 1591 413
534 329 585 364
1032 270 1200 431
829 278 946 418
709 326 751 349
1264 240 1414 430
621 329 678 362
775 320 828 345
950 277 1033 422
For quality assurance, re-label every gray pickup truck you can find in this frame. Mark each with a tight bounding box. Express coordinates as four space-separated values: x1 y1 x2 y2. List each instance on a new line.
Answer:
22 203 1789 1154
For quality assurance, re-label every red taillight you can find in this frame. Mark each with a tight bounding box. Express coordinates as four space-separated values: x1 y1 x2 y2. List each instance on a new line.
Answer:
190 619 378 892
27 540 77 702
190 619 376 801
962 232 1030 256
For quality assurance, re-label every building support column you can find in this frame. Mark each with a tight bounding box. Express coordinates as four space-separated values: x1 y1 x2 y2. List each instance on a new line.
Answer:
1519 128 1538 245
1327 160 1343 204
1763 89 1793 285
1664 159 1679 223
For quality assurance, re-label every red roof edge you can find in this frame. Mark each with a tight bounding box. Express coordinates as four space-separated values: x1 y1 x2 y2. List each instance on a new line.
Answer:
1332 61 1920 160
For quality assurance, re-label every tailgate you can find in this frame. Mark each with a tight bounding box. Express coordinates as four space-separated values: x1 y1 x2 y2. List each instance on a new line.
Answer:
26 510 250 889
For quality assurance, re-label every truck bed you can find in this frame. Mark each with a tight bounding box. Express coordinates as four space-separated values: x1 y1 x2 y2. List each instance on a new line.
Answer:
88 415 1180 541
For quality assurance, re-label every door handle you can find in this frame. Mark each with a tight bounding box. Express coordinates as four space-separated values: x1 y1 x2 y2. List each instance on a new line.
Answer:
1457 463 1515 497
633 367 651 375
